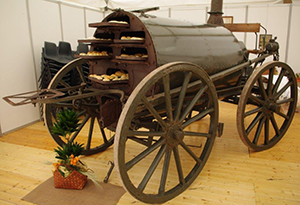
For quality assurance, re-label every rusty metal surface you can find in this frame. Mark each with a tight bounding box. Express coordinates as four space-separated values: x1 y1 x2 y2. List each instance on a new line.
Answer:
207 0 224 25
140 15 246 76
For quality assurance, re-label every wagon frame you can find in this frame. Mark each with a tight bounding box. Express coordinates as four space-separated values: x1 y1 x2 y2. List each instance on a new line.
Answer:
3 6 298 204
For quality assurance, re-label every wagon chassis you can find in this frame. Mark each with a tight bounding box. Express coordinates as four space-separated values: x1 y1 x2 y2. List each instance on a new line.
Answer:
3 7 298 204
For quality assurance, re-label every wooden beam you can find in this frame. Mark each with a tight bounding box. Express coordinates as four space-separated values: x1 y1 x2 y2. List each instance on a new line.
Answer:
224 23 260 33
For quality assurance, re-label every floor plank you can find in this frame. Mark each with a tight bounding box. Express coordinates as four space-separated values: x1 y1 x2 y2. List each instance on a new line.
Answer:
0 101 299 204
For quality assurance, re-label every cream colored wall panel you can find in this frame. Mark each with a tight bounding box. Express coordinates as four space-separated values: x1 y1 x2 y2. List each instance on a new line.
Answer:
246 6 268 54
85 9 104 38
287 5 300 73
171 8 207 24
28 0 62 83
223 6 247 42
265 5 289 62
0 0 39 133
148 9 169 18
61 5 85 50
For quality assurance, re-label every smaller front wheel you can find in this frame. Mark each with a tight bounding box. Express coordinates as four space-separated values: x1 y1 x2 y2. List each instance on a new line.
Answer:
44 58 115 155
237 61 298 151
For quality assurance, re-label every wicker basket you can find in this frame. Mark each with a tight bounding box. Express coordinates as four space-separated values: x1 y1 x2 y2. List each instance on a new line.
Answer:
53 165 87 190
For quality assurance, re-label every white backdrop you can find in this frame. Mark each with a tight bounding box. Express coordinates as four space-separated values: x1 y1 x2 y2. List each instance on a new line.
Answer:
0 0 299 135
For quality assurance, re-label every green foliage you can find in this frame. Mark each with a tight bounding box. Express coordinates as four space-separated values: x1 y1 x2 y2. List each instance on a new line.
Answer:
54 141 84 160
51 109 81 139
51 109 84 162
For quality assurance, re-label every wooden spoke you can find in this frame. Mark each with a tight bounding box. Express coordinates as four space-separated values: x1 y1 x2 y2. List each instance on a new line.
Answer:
179 85 208 123
257 76 267 100
70 114 90 142
59 79 71 88
179 141 202 164
174 72 192 121
276 98 294 105
173 146 185 185
244 107 264 117
270 113 280 135
76 65 86 83
86 117 95 150
252 117 265 145
272 69 286 95
158 149 171 195
97 117 108 143
125 138 166 171
127 136 151 146
163 74 173 122
138 144 166 192
274 110 290 120
264 118 270 145
183 131 211 138
246 112 263 134
249 94 264 105
267 67 275 95
142 96 167 130
274 81 293 100
182 107 214 128
128 130 165 137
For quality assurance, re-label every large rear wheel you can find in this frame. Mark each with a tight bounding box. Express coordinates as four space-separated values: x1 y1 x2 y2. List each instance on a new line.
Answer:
114 62 219 203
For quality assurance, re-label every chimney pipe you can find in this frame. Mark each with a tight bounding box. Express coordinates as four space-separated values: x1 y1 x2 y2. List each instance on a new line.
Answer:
207 0 224 26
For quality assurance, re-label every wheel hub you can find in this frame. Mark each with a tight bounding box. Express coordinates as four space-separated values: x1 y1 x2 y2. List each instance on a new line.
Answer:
263 98 280 115
165 123 184 148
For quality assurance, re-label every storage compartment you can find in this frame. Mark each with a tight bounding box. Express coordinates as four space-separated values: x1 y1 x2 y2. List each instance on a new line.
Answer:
107 14 130 25
89 68 129 84
94 31 115 40
115 31 145 43
116 47 148 61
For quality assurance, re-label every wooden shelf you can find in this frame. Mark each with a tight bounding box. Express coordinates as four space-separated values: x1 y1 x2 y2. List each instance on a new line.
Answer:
78 39 113 44
115 56 148 61
89 22 129 28
224 23 260 33
74 54 113 60
88 76 128 84
114 39 145 44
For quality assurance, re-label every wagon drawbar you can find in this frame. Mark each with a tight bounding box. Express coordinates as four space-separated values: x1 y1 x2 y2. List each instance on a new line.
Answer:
3 0 298 203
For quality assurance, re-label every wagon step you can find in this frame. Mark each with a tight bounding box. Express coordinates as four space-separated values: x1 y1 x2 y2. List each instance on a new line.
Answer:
3 85 125 106
3 89 65 106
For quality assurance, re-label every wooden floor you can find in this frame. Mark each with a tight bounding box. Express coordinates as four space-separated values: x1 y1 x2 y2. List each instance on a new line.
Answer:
0 101 299 205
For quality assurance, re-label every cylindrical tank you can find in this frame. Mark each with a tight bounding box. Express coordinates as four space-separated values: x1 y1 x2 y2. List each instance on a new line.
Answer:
89 11 248 94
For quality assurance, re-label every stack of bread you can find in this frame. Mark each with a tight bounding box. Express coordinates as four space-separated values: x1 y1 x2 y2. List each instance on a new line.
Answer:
80 51 108 56
89 70 129 82
121 36 144 41
120 53 148 58
108 20 128 24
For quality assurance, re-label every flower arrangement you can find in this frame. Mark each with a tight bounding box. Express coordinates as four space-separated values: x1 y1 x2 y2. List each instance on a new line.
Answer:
51 109 88 189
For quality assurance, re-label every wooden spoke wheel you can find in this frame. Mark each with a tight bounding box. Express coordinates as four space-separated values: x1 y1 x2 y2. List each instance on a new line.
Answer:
44 58 114 155
237 61 298 151
114 62 219 203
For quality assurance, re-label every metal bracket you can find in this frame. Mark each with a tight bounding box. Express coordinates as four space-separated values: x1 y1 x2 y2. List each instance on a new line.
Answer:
217 122 224 137
2 89 64 106
103 161 115 183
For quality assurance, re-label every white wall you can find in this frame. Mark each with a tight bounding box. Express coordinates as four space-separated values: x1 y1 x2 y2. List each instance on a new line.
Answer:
0 0 299 134
0 0 103 135
164 3 300 72
287 5 300 74
0 0 39 134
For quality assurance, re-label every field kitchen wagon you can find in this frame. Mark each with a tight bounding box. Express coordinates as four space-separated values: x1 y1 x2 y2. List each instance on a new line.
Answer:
3 0 298 203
